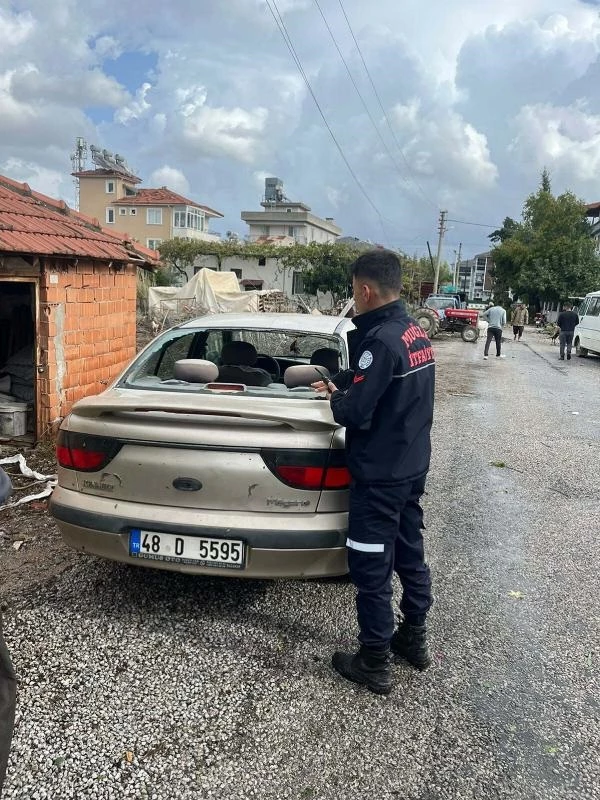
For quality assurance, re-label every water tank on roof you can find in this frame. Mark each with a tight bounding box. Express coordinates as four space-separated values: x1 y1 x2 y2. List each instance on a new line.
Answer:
265 177 285 203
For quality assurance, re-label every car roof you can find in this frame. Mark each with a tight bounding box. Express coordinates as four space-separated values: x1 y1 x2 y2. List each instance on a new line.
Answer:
178 312 355 336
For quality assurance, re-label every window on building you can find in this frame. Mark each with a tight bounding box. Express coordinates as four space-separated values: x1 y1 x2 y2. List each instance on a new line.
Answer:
261 226 270 236
124 185 136 196
476 258 487 268
105 207 115 224
173 210 186 228
186 208 205 231
288 226 295 237
130 208 137 216
119 207 127 216
286 208 292 213
231 269 242 280
147 208 163 225
258 256 266 267
147 239 163 250
105 180 115 194
292 271 305 295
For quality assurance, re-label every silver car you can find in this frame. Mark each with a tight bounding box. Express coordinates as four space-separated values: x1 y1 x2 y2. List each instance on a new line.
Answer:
50 314 355 579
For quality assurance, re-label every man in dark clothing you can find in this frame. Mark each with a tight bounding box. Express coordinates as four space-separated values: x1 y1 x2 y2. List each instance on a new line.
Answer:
556 303 579 361
312 250 435 695
0 467 16 796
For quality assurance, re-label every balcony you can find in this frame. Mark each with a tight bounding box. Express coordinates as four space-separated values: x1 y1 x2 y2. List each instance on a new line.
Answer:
171 228 221 242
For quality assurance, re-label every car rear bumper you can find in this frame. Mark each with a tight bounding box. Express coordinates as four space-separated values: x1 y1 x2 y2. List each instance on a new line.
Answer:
50 487 348 579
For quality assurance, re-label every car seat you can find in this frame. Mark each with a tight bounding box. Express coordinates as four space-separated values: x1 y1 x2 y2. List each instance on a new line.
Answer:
310 347 340 376
218 341 272 387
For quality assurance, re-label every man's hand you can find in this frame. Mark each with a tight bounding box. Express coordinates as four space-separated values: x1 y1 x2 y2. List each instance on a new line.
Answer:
312 379 338 398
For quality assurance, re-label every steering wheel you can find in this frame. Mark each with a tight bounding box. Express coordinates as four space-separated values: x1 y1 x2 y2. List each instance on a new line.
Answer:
255 354 281 381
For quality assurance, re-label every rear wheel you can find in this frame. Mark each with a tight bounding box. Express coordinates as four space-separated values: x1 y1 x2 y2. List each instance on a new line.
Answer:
415 309 440 339
461 324 479 343
575 339 588 358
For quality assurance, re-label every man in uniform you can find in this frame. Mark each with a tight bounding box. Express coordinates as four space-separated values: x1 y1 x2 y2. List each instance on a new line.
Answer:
313 250 435 695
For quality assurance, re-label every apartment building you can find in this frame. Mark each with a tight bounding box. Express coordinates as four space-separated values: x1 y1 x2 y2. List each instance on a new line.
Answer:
73 158 223 251
241 177 341 245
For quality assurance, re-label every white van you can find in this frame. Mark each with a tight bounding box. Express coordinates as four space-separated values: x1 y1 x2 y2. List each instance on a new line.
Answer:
574 290 600 358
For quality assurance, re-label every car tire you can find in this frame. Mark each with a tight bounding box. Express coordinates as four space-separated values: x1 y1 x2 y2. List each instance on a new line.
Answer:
461 324 479 343
575 339 588 358
415 309 439 339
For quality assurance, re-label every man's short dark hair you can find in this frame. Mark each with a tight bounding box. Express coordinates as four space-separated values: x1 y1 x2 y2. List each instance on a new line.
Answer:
351 249 402 296
564 302 572 309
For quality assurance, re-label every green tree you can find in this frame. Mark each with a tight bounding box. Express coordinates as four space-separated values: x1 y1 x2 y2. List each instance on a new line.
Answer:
490 171 600 306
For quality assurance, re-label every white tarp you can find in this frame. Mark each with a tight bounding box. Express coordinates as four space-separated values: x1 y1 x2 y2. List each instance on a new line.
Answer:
148 269 264 317
0 454 57 508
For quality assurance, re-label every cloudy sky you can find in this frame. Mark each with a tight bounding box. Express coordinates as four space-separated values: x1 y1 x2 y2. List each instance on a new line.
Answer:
2 0 600 262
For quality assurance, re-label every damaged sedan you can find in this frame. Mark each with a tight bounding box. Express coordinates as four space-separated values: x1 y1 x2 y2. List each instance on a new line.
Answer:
50 313 354 579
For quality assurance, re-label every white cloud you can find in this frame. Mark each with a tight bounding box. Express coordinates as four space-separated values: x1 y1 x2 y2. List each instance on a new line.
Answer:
392 99 498 189
0 9 36 47
115 82 152 124
0 158 67 199
510 102 600 187
180 96 269 163
93 36 122 60
11 66 129 107
148 165 190 195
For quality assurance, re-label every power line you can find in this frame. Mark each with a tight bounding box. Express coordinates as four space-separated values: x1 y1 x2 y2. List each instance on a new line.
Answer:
313 0 414 194
336 0 438 211
265 0 391 244
447 218 500 229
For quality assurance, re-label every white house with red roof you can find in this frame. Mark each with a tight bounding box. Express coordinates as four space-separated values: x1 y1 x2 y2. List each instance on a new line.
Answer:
73 163 224 252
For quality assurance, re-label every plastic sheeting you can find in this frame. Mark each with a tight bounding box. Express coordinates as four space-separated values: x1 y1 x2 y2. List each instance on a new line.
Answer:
0 454 57 508
148 269 264 317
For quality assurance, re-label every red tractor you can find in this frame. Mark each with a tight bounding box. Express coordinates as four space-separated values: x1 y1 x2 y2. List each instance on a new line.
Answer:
414 295 480 342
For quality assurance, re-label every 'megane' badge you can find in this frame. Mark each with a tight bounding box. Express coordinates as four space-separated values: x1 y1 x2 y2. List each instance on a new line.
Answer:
358 350 373 370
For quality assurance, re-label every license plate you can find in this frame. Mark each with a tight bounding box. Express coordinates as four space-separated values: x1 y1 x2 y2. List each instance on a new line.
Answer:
129 530 245 569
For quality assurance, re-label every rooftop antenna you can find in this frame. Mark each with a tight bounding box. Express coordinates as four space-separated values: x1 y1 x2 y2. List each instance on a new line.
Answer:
70 136 88 210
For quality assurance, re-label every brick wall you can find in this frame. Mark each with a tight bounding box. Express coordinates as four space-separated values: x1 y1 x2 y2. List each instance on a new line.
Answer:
38 260 137 431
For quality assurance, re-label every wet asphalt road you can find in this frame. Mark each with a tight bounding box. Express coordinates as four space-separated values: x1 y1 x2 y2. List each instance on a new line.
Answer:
2 328 599 799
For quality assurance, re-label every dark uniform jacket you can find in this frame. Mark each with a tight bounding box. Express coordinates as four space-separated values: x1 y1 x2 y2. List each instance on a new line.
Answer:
330 301 435 485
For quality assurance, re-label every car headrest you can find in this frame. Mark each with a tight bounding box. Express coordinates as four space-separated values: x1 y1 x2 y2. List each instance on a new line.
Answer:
310 347 340 375
284 364 330 389
220 341 258 366
173 359 219 383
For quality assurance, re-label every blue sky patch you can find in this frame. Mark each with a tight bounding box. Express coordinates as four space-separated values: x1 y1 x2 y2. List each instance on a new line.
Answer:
102 50 158 95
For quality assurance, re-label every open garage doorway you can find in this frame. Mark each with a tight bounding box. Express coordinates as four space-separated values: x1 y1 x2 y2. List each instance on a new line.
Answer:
0 279 38 443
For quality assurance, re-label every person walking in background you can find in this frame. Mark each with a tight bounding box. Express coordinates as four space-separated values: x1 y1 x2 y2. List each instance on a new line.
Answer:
511 303 529 341
556 302 579 361
480 302 507 359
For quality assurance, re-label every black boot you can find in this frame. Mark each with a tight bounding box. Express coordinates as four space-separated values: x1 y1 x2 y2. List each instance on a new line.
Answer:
331 645 392 695
390 620 431 670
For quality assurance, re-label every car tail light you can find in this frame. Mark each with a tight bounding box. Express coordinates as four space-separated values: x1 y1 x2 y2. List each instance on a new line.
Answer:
262 449 350 491
56 430 122 472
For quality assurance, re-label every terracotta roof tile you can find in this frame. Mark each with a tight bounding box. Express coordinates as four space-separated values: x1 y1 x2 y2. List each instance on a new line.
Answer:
113 187 223 217
0 175 160 265
72 169 141 183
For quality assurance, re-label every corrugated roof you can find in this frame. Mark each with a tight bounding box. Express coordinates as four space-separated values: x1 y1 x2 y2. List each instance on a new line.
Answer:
0 175 160 265
112 187 224 217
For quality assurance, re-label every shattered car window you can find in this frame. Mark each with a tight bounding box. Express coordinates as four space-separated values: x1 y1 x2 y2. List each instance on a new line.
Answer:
120 328 344 391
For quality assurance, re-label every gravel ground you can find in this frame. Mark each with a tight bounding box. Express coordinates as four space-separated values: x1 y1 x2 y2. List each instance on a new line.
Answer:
1 328 599 799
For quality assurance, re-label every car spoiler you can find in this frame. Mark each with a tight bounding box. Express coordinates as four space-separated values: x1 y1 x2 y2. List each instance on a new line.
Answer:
69 390 340 432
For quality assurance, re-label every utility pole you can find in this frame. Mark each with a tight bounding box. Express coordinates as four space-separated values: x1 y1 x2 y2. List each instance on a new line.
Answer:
433 209 447 294
453 242 462 288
